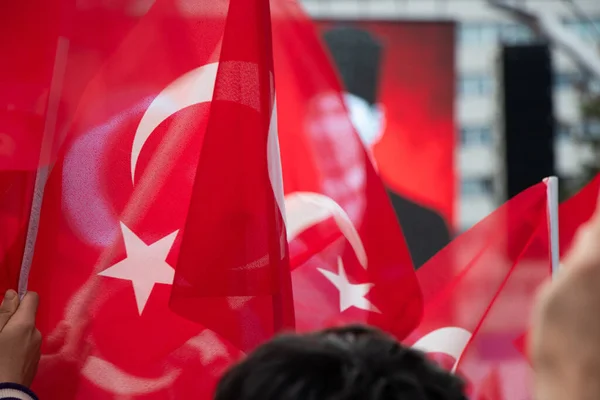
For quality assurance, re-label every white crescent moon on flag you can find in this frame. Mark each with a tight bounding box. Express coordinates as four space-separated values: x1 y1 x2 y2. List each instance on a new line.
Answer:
265 99 288 259
63 98 152 246
411 327 472 372
284 192 368 268
130 62 219 183
82 356 181 395
79 62 285 393
266 100 285 222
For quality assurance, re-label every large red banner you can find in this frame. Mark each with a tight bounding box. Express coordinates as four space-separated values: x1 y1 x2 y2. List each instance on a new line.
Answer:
317 21 456 268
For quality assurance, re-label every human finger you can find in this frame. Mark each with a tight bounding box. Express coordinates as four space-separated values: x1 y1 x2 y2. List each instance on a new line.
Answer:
0 289 20 331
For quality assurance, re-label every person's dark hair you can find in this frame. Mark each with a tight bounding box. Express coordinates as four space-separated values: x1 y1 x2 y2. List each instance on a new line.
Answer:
214 325 467 400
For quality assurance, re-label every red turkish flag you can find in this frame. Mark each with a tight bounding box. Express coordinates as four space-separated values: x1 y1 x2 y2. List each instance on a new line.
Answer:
21 0 421 396
271 0 422 340
169 0 294 352
0 0 59 171
1 0 151 295
513 174 600 361
0 0 64 294
0 171 35 294
26 0 259 398
475 368 504 400
406 182 551 400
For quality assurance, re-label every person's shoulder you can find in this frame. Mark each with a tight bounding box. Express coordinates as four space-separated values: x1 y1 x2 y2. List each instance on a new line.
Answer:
386 190 449 228
385 189 452 267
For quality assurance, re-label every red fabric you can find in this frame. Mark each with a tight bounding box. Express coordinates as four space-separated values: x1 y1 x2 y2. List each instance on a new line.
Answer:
513 175 600 361
1 0 150 294
0 0 59 170
169 0 294 352
14 0 422 397
475 368 504 400
407 182 551 400
271 0 422 340
0 0 63 292
27 1 244 398
0 172 36 293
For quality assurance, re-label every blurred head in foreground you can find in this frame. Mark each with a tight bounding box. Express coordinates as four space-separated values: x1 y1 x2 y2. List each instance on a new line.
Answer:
214 325 467 400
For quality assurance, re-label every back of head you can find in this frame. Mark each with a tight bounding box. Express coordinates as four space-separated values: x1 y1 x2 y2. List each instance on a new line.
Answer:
214 325 467 400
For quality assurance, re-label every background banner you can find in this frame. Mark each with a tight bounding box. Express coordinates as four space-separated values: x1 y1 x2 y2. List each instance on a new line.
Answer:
318 20 456 267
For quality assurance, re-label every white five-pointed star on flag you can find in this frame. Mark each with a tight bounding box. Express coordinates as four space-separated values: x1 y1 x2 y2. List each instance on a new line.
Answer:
317 257 380 314
98 222 179 315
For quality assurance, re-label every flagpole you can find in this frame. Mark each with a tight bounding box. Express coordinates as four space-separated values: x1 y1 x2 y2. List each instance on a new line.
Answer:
545 176 560 276
18 37 70 298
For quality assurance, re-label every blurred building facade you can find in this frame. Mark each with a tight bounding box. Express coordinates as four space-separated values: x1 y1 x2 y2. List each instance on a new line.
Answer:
300 0 600 231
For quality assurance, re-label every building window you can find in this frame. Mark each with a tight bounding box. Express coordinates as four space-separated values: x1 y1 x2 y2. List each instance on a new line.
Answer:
556 124 571 139
461 178 494 197
460 126 493 146
499 23 534 44
459 22 535 46
459 23 494 45
555 72 580 90
589 79 600 94
565 19 600 41
459 75 493 97
584 120 600 139
458 24 480 45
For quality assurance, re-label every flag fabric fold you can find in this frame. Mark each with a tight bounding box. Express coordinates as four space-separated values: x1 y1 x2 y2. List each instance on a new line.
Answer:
0 0 60 171
0 0 64 294
24 0 252 398
169 0 295 352
271 0 422 340
408 182 551 400
11 0 424 397
512 174 600 364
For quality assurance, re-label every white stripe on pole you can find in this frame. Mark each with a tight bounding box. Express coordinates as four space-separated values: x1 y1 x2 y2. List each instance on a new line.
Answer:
18 37 70 298
544 176 560 276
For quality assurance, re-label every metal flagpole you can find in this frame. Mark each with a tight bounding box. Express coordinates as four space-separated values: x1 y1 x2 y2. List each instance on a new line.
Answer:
18 37 70 298
545 176 560 276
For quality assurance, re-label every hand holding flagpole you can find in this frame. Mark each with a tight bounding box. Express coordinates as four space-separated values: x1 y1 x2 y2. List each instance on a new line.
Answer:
531 177 600 400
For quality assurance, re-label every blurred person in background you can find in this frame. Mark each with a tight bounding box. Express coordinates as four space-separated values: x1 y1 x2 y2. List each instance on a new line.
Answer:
322 26 451 268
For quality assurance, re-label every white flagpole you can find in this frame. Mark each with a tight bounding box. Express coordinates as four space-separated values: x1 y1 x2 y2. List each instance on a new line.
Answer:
18 37 70 298
545 176 560 276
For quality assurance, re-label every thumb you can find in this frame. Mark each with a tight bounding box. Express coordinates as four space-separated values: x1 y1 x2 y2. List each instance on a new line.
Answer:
0 290 19 331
